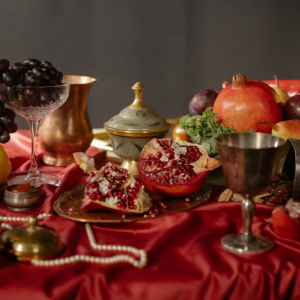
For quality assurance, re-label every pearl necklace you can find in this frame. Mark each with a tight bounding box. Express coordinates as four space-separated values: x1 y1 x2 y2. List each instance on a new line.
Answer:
0 214 147 268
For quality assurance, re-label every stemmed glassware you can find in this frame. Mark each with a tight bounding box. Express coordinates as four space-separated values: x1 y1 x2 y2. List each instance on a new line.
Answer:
216 132 285 254
0 80 70 186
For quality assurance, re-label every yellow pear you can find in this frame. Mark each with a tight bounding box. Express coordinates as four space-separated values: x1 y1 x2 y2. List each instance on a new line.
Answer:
273 75 290 105
256 120 300 141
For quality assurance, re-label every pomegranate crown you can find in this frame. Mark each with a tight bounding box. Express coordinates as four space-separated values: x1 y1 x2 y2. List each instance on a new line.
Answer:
232 73 249 89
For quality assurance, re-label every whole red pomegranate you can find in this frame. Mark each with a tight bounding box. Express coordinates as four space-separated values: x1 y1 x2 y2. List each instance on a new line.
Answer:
82 162 152 214
137 138 220 197
213 74 282 133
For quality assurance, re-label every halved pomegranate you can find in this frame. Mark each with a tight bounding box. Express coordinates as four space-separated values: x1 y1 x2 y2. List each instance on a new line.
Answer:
81 162 152 214
137 138 220 197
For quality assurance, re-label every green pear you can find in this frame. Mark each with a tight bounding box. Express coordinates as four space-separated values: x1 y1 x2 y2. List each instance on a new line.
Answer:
273 75 290 105
256 120 300 141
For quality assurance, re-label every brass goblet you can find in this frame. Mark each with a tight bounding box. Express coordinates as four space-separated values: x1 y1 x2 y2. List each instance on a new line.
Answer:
216 133 285 254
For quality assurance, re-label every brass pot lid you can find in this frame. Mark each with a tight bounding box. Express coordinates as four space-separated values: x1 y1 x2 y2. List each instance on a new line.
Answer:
1 215 64 261
104 82 171 136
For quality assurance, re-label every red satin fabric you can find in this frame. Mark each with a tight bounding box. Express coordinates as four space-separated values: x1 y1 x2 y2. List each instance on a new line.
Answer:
0 131 300 300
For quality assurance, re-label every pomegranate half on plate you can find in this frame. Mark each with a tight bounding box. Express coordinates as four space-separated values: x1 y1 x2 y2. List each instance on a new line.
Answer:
73 153 152 214
137 138 220 197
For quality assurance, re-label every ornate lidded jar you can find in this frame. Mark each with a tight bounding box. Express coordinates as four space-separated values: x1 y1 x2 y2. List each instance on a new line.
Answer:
104 82 171 176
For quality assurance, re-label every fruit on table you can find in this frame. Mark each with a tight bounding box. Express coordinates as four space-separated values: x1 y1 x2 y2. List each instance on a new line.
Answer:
81 162 152 214
172 124 192 142
137 138 220 197
188 89 218 116
273 75 290 105
272 199 300 240
213 73 282 133
256 120 300 141
283 94 300 120
0 145 12 186
1 58 64 87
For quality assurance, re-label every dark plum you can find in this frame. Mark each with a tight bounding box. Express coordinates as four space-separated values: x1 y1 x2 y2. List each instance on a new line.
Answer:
188 89 219 116
283 95 300 120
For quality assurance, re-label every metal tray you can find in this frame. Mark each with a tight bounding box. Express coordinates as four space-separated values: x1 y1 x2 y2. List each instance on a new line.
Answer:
53 184 212 223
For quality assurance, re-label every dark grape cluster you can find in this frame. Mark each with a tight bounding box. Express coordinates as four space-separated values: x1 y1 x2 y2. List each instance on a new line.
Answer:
0 58 64 143
0 58 63 87
0 101 17 143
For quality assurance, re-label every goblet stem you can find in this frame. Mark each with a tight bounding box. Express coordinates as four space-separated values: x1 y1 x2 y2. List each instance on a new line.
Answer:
241 196 255 236
26 118 41 181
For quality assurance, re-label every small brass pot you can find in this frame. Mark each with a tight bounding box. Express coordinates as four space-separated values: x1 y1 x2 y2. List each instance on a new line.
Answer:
38 75 96 166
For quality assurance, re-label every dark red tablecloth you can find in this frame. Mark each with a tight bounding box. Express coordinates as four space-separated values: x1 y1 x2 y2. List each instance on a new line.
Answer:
0 130 300 300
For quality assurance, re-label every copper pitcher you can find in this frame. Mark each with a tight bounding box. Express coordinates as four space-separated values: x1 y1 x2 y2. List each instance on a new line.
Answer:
38 75 96 166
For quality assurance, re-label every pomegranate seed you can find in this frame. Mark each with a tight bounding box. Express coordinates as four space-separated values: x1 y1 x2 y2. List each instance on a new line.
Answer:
185 197 191 202
117 202 124 208
117 191 122 198
68 208 74 212
163 204 168 208
122 214 126 219
107 191 113 198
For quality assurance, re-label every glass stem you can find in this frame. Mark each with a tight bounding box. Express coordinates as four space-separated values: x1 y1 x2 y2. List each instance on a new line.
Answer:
27 118 41 180
241 196 255 236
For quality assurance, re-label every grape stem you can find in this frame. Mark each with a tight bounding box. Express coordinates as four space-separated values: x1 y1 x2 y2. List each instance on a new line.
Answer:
27 118 41 181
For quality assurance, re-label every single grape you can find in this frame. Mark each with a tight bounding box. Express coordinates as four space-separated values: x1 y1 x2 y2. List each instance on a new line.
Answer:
23 59 41 70
56 71 63 82
40 61 52 70
5 86 18 100
40 90 50 104
0 129 10 143
11 63 28 76
45 67 57 80
7 122 18 133
25 75 41 86
0 111 14 127
5 108 16 119
48 79 57 87
2 70 17 86
0 59 10 71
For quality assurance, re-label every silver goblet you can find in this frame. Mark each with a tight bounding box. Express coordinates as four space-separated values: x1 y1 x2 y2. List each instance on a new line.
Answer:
216 133 285 254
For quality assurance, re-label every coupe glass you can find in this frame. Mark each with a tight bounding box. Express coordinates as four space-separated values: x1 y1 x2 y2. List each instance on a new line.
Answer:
216 133 285 254
0 80 70 186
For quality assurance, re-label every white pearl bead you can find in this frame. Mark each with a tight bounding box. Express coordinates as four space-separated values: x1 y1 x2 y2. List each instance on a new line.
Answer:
74 255 80 261
44 261 49 266
49 261 54 266
102 245 107 250
79 255 85 261
70 257 75 262
90 257 95 263
112 245 117 251
95 257 100 263
65 258 70 264
107 245 112 251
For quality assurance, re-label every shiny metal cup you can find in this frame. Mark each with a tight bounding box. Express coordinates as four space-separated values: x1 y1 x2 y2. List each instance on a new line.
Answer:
216 132 285 254
4 186 40 211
